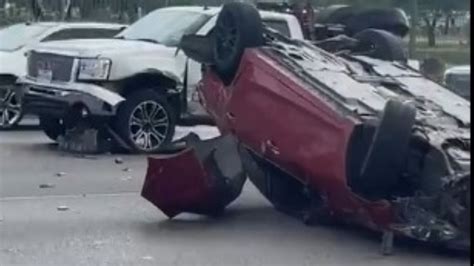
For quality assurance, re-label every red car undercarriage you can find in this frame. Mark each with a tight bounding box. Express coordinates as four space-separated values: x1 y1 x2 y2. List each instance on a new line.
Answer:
142 3 470 253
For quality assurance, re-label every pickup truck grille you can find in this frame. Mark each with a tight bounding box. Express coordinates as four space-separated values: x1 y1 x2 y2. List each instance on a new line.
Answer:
27 51 75 82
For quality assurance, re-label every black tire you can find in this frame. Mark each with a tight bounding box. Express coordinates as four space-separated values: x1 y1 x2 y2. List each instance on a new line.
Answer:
39 115 65 141
114 90 175 153
353 29 407 62
355 100 417 199
213 2 264 85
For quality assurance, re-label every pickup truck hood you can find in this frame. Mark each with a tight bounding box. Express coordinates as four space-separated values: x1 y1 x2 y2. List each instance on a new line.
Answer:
32 38 173 58
32 39 185 82
0 50 26 77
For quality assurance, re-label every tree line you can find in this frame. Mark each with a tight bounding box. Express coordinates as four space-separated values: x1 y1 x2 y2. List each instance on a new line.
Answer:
1 0 470 46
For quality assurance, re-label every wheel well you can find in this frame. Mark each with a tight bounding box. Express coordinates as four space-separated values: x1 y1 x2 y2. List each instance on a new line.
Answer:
119 72 182 114
0 74 18 86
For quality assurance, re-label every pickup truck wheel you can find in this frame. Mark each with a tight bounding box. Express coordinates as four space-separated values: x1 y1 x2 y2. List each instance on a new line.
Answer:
356 100 416 199
115 90 175 153
352 29 407 61
213 2 264 85
39 115 65 141
0 89 23 129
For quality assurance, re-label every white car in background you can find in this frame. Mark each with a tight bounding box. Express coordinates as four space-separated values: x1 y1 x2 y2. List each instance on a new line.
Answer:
0 22 126 129
444 65 470 100
20 6 304 153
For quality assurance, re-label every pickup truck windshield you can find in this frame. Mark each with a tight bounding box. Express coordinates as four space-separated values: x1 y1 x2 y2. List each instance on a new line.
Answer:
0 24 51 51
116 10 211 47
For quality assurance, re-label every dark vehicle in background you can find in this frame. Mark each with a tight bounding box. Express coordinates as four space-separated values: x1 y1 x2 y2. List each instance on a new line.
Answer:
0 22 126 129
256 2 410 62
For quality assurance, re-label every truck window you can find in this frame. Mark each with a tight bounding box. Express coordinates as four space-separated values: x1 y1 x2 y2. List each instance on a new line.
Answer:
263 19 291 37
41 28 123 42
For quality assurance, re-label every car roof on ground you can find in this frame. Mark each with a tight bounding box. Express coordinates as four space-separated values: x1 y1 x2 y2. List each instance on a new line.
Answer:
155 5 298 20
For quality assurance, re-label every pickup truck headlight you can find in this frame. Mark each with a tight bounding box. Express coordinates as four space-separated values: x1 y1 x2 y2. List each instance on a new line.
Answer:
77 58 111 80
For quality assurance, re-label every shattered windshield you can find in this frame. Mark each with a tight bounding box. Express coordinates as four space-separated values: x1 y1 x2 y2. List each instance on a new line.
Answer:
116 10 211 46
0 23 51 51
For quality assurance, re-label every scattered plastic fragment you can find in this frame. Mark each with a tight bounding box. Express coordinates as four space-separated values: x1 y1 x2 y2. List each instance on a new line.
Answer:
57 206 70 211
39 184 56 189
55 172 67 177
142 256 154 261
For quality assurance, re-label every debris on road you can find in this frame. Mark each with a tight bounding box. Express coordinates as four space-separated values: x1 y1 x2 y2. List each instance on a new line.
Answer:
381 231 394 255
55 172 67 177
114 157 124 164
91 240 107 249
57 206 70 211
39 184 56 189
141 255 154 261
122 167 132 172
57 127 105 154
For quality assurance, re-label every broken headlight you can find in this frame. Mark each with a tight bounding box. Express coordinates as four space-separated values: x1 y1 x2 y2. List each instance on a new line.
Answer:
77 58 111 81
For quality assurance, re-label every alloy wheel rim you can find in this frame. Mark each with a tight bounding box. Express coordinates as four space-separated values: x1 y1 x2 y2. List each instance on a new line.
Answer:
128 100 169 151
0 89 22 128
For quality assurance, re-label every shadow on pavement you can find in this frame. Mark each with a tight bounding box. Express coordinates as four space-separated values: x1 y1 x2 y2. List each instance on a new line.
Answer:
0 124 40 131
137 204 470 259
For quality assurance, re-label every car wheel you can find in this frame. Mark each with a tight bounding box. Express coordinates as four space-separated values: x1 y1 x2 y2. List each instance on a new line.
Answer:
39 115 65 141
115 90 175 153
352 29 407 61
213 2 264 85
0 89 23 129
356 100 417 199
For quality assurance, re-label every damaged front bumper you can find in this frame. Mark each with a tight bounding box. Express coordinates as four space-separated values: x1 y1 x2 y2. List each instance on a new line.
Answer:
142 133 247 218
17 76 125 117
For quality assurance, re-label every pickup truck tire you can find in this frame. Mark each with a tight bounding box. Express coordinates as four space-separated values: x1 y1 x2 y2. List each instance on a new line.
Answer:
115 90 175 153
39 115 65 141
353 29 407 62
356 100 416 199
213 2 264 85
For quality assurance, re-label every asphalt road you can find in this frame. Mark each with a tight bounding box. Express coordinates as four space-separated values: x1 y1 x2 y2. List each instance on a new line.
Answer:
0 120 470 266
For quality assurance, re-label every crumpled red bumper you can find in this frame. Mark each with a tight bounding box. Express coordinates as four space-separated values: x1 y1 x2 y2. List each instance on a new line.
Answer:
141 133 246 218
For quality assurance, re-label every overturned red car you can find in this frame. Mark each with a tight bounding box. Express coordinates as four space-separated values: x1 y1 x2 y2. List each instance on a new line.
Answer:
143 3 470 252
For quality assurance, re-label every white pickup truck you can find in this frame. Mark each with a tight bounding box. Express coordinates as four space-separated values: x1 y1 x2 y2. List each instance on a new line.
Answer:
20 6 304 153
